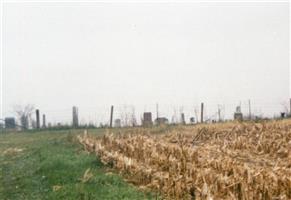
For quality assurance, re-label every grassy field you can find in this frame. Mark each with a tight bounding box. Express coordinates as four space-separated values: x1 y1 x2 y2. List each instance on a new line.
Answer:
0 129 156 200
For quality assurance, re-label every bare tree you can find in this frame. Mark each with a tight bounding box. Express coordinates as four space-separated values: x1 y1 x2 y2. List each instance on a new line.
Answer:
171 107 178 124
14 104 35 130
194 107 199 123
281 101 289 115
31 119 37 129
120 105 130 127
130 105 137 127
179 106 184 124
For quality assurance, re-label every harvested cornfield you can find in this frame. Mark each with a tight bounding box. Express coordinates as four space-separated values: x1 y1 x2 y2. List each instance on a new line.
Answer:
78 120 291 200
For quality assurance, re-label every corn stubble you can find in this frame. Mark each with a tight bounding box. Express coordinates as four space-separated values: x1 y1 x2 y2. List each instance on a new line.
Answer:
78 120 291 199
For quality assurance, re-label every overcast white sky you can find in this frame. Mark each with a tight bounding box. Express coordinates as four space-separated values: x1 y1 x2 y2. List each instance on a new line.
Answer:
1 1 290 125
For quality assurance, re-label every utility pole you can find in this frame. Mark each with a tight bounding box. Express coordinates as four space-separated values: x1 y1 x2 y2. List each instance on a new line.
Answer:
218 105 221 122
156 103 159 120
248 99 251 120
36 109 40 129
110 105 114 128
181 113 185 125
42 114 46 128
201 103 204 123
72 106 79 128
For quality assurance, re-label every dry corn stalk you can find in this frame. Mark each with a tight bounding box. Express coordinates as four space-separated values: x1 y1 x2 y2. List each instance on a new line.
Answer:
78 120 291 200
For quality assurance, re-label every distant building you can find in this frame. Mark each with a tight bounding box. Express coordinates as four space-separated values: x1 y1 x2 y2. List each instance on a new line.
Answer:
234 106 243 120
143 112 153 126
190 117 195 124
5 117 16 129
0 123 4 129
114 119 121 128
155 117 169 125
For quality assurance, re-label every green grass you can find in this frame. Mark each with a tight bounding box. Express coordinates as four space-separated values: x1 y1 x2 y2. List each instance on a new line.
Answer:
0 130 156 200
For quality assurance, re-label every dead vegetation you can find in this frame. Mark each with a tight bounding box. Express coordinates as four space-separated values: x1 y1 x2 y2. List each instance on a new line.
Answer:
1 147 24 156
78 120 291 200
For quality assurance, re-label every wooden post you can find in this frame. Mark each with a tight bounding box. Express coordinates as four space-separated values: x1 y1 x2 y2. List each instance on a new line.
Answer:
36 109 40 129
110 105 114 128
201 103 204 123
